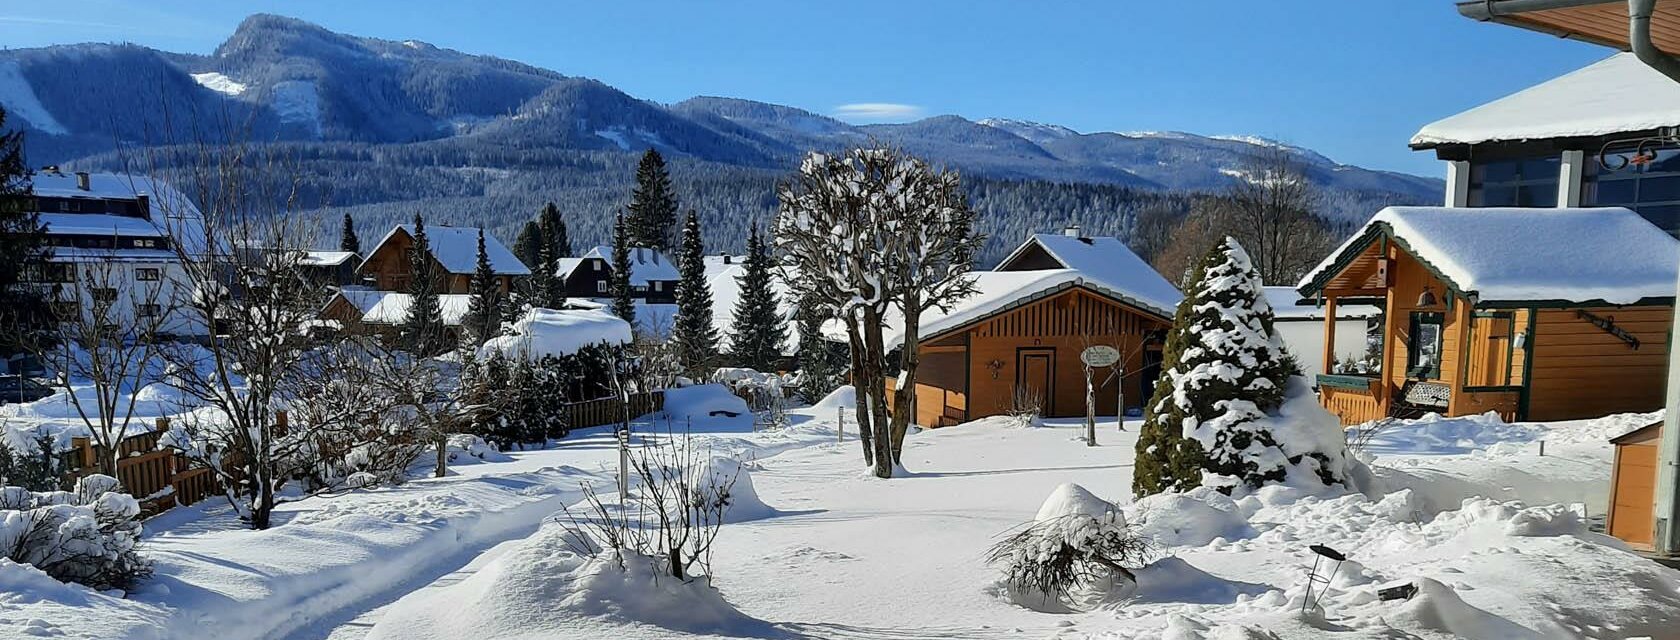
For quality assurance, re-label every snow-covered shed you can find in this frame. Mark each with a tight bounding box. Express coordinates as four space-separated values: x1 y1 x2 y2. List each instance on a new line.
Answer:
358 225 529 295
878 229 1182 427
1297 206 1679 425
1263 287 1378 381
555 246 679 304
319 289 475 341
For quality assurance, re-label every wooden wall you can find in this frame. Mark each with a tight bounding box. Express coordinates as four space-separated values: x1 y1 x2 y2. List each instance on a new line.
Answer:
1526 306 1671 421
1608 425 1661 550
953 288 1167 420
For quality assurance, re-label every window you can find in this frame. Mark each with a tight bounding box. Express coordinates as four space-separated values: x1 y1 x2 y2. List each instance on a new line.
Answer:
1585 143 1680 236
91 288 118 304
1468 155 1559 207
596 281 607 293
1407 312 1445 379
136 304 161 318
135 267 161 281
593 260 604 272
130 238 161 249
652 281 662 292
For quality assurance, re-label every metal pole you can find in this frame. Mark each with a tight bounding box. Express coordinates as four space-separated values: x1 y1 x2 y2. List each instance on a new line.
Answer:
837 406 845 442
1116 362 1126 431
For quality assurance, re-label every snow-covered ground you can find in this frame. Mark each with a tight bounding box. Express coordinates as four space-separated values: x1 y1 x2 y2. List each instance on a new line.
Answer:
2 386 1677 639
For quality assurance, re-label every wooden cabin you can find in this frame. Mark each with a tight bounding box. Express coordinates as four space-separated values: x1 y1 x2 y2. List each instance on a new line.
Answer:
555 246 679 304
319 289 474 342
359 225 530 294
1608 421 1664 551
1298 206 1679 426
882 230 1182 427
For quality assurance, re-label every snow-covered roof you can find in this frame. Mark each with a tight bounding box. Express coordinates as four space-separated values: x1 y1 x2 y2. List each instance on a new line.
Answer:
1262 287 1378 321
708 263 799 356
302 250 358 267
996 233 1183 318
30 172 208 259
367 225 531 276
37 213 167 238
866 269 1174 349
478 308 633 361
1412 53 1680 147
702 254 746 282
335 290 474 326
1299 207 1680 305
557 246 679 285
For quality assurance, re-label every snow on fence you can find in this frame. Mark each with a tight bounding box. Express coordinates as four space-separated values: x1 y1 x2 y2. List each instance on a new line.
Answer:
62 417 227 518
562 391 665 430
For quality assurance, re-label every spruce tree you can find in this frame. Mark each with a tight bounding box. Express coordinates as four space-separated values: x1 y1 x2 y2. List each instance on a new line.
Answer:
513 220 543 271
339 212 360 254
626 149 678 251
672 210 718 379
608 211 636 325
402 214 447 355
0 106 46 358
795 293 842 401
1133 237 1316 497
729 225 785 371
463 228 503 346
539 202 571 258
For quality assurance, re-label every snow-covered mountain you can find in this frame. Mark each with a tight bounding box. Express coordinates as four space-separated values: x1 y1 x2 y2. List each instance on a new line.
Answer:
2 14 1441 219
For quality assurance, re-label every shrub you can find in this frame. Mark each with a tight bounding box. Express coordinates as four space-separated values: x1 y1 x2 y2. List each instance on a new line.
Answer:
0 474 150 590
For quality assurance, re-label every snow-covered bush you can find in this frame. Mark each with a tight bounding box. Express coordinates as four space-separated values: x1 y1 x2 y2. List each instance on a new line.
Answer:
0 431 63 492
1134 237 1349 496
987 483 1151 613
1127 486 1255 547
0 474 149 590
713 367 789 429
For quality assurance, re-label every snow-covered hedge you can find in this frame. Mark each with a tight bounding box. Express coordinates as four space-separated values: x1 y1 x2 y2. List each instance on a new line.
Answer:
0 474 150 590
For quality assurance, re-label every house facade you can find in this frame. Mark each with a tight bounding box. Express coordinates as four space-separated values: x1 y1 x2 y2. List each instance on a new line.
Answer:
880 230 1182 427
24 169 207 338
358 225 529 294
556 246 679 304
1298 206 1677 426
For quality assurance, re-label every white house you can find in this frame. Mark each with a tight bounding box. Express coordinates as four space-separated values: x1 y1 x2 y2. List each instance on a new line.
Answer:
28 168 207 337
1263 287 1377 381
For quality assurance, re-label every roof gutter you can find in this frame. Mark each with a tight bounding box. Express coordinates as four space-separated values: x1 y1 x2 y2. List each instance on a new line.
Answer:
1629 0 1680 83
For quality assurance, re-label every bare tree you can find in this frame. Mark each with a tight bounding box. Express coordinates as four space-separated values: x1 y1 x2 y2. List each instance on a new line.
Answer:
21 254 177 477
1127 204 1181 266
1221 147 1336 284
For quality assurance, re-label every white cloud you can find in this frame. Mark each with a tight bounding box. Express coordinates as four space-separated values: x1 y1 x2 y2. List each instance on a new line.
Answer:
832 102 924 122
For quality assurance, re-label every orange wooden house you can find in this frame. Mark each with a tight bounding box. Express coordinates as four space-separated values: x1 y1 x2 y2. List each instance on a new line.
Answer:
1297 206 1679 426
358 224 530 294
881 230 1182 427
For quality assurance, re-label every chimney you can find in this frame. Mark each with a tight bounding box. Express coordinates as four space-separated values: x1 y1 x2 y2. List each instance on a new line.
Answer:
723 255 732 264
75 172 90 191
1062 224 1082 238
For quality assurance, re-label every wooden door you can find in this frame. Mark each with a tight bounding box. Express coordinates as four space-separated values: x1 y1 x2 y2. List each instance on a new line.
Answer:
1017 348 1054 415
1610 443 1658 548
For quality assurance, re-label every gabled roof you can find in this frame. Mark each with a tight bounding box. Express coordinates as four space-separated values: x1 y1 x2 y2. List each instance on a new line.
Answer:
365 225 531 276
1412 53 1680 148
995 233 1183 318
556 246 679 285
31 172 209 259
302 250 359 267
1298 206 1680 306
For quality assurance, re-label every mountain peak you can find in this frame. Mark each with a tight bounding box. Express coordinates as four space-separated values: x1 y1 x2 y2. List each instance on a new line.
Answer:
977 118 1078 145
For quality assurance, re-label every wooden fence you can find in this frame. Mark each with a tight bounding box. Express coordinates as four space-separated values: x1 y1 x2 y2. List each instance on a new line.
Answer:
63 417 225 518
562 391 665 430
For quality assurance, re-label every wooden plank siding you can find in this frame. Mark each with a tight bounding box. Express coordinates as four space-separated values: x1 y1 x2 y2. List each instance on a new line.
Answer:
1321 384 1384 425
957 288 1168 420
1526 307 1672 421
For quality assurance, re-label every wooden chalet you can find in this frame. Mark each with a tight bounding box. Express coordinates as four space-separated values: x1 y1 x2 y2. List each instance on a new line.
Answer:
358 225 530 294
555 246 679 304
882 229 1182 427
1298 206 1679 426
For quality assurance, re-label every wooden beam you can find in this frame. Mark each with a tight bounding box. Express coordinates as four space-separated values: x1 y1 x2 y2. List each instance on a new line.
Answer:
1322 296 1339 377
920 345 967 354
1322 288 1388 298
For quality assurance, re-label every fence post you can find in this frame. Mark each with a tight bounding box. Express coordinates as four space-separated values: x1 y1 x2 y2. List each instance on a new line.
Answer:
70 436 93 472
837 406 845 442
156 416 170 433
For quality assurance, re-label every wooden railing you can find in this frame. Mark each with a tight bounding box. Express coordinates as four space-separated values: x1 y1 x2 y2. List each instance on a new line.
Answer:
1317 374 1386 426
563 391 666 430
64 417 228 518
1457 387 1522 422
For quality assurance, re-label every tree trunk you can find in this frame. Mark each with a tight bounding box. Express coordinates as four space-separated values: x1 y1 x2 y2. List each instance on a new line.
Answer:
435 431 447 478
889 294 921 465
1085 364 1097 447
846 321 874 467
250 473 274 530
862 306 893 479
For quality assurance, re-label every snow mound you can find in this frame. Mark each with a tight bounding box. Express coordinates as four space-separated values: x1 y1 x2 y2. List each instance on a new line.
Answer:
1385 578 1542 639
365 528 772 640
1127 556 1270 605
654 384 751 425
696 456 774 522
478 308 632 361
1035 482 1122 523
809 385 856 411
1129 487 1254 547
445 434 513 465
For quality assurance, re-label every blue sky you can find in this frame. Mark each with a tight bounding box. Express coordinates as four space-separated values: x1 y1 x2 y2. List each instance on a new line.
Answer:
2 1 1610 177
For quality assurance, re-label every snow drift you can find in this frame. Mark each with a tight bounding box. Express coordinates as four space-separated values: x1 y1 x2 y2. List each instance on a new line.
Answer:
478 308 632 361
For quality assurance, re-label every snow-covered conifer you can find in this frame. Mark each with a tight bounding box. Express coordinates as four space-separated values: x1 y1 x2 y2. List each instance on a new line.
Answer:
402 214 447 355
609 211 635 324
463 228 503 346
729 224 784 371
672 210 719 378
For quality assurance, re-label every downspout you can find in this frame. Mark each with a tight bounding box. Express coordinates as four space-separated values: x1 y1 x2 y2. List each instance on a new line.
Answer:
1630 0 1680 82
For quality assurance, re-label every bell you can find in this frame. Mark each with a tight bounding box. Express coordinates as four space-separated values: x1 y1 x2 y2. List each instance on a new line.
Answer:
1416 287 1438 308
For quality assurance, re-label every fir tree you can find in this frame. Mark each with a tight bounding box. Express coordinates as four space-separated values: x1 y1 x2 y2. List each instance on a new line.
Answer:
513 220 543 271
463 228 503 346
401 214 447 354
729 225 785 371
672 210 718 378
795 293 842 401
0 106 47 358
608 211 635 324
539 202 571 258
1133 237 1332 497
626 149 679 251
339 212 360 254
